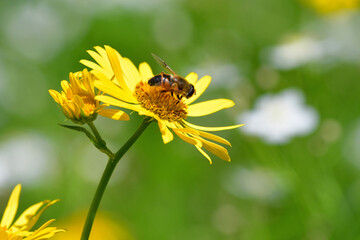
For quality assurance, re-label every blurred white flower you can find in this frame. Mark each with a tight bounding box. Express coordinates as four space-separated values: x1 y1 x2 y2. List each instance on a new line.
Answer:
239 89 319 144
222 166 289 203
0 132 56 188
266 36 326 70
318 13 360 62
265 13 360 70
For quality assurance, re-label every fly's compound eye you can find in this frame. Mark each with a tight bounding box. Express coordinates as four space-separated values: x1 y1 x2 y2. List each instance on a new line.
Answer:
186 85 195 98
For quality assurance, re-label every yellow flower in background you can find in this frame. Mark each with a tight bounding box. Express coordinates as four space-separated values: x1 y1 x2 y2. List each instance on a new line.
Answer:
305 0 359 14
0 184 63 240
49 69 129 124
81 46 243 163
51 212 133 240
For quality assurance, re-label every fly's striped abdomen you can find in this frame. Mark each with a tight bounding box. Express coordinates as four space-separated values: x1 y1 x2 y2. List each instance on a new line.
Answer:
148 73 173 86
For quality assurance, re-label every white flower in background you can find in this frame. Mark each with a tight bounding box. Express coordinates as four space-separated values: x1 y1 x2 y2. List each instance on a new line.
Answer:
239 89 319 144
266 36 326 70
0 132 56 188
222 166 289 203
265 13 360 70
319 13 360 62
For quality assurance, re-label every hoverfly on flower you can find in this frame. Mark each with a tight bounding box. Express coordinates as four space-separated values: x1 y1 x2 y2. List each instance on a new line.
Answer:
148 53 195 100
81 46 244 163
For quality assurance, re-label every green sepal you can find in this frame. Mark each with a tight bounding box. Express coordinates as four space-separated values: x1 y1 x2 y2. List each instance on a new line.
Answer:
58 124 97 144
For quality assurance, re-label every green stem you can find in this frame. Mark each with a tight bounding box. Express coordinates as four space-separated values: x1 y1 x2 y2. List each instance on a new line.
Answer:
81 118 152 240
87 122 113 157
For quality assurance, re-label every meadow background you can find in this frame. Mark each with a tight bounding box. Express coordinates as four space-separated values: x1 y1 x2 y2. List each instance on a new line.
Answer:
1 0 360 239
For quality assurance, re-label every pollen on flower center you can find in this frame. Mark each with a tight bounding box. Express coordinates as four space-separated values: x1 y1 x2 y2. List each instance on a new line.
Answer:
134 82 188 122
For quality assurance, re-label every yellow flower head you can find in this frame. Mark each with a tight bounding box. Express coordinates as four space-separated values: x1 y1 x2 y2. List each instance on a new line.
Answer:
49 69 129 124
0 184 64 240
81 46 244 163
304 0 359 14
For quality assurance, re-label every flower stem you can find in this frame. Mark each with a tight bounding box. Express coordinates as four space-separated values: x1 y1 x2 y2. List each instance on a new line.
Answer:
81 118 152 240
87 122 113 157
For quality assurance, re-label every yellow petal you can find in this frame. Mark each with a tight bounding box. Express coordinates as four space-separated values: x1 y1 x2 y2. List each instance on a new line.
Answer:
60 81 70 93
11 201 46 231
87 49 111 71
94 46 109 60
95 95 143 113
98 109 130 121
94 77 138 103
82 69 95 97
185 75 211 104
80 59 110 78
173 129 202 148
120 57 141 92
198 137 231 162
1 184 21 229
104 46 132 96
187 99 235 117
195 145 212 164
139 62 154 81
185 72 198 85
184 120 244 131
0 229 9 239
25 219 64 240
158 121 174 144
68 73 81 94
73 95 84 109
48 90 61 104
24 200 59 231
174 127 231 146
81 46 114 80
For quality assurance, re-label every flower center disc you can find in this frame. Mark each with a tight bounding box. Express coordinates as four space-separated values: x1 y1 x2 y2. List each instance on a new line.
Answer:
134 82 188 122
82 96 96 116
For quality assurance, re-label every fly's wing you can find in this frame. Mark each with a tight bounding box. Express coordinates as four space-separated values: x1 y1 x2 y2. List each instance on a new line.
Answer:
151 53 177 75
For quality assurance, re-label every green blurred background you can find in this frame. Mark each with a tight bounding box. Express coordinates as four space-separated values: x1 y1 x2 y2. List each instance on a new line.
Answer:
1 0 360 239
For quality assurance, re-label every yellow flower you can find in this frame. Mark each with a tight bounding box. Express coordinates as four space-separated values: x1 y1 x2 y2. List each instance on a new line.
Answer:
0 184 64 240
305 0 359 14
81 46 244 163
49 69 129 124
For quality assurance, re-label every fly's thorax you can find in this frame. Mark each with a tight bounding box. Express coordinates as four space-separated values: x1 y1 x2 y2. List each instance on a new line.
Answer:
171 75 186 90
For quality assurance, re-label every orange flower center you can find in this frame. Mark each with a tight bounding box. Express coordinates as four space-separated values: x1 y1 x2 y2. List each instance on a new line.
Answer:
134 82 187 122
81 96 97 116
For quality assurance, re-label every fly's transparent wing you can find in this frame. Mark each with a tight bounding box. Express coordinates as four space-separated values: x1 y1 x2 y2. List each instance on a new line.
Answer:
151 53 176 75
